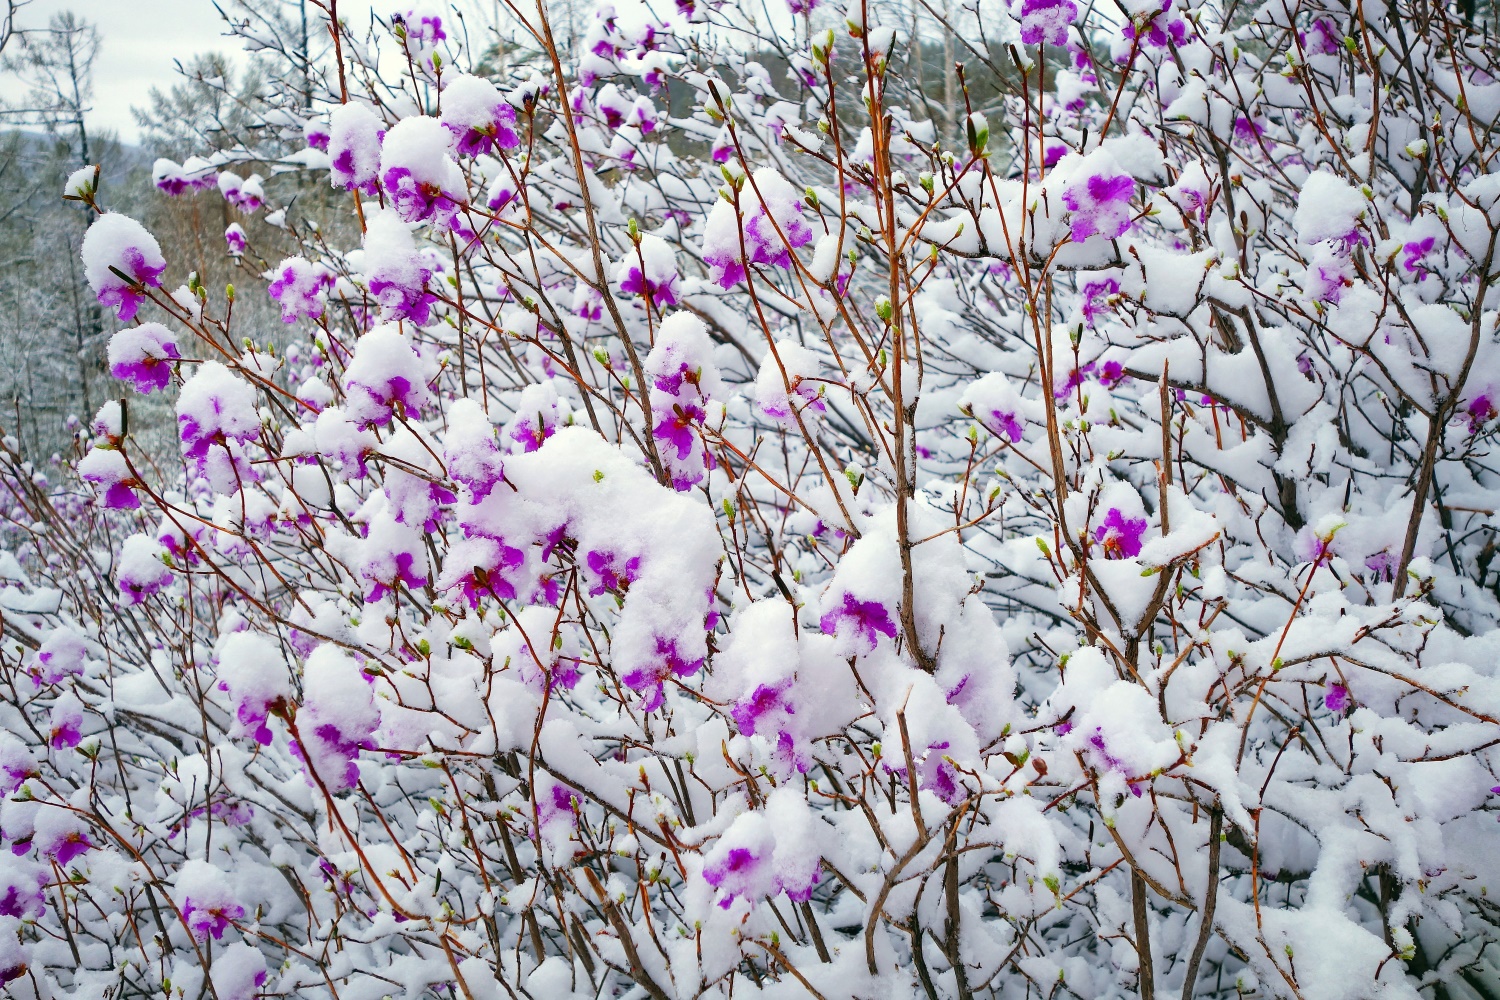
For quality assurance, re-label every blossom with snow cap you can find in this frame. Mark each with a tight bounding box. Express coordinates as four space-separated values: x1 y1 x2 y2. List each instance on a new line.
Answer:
328 102 383 195
440 74 520 156
78 447 142 510
81 213 167 323
33 630 87 686
177 362 261 491
701 168 814 288
620 635 704 712
1016 0 1077 45
381 116 467 230
616 233 679 309
819 591 898 653
268 257 336 323
118 533 175 604
342 324 434 427
1062 171 1135 242
224 224 247 256
361 209 438 325
1094 508 1146 559
175 862 245 942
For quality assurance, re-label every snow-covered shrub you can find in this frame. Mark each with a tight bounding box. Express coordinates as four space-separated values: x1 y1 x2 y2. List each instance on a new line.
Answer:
1 0 1498 996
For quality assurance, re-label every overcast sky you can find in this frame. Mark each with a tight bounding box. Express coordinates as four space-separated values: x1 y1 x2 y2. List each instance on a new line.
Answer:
5 0 241 143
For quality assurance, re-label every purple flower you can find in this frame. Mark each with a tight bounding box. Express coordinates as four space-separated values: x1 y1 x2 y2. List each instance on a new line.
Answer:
620 265 679 308
1098 360 1126 389
1233 115 1264 146
1467 394 1497 434
445 103 519 157
620 636 704 712
1018 0 1077 46
819 592 898 654
1123 3 1188 47
107 324 180 394
224 224 247 256
987 409 1025 443
183 896 246 941
653 401 706 460
383 165 464 230
730 679 794 737
585 550 641 596
787 0 818 13
268 257 336 323
1088 728 1143 796
1094 508 1146 559
49 700 83 750
1080 279 1120 328
704 846 765 908
1402 236 1435 278
1324 683 1350 713
46 831 93 866
1364 550 1395 582
81 214 168 323
1055 361 1097 399
1062 172 1135 242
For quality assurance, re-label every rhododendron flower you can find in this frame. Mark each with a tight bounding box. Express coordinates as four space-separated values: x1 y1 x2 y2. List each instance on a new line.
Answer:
820 592 898 653
381 117 467 230
0 864 44 921
1087 728 1143 796
1095 508 1146 559
328 102 383 195
33 630 87 687
184 896 246 941
654 401 706 460
1098 360 1126 388
268 256 336 323
342 324 434 427
48 696 83 750
1062 172 1135 241
362 210 438 324
617 234 680 309
224 223 247 256
1324 683 1350 713
1123 1 1187 47
701 169 814 287
620 635 704 712
1017 0 1077 45
1402 236 1435 278
78 447 142 510
107 323 180 394
441 75 520 156
304 117 330 151
81 213 167 323
153 158 188 196
118 534 175 604
585 549 641 596
986 408 1024 443
1467 394 1497 434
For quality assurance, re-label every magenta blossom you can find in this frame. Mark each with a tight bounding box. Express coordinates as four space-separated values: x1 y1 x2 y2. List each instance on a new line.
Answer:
81 214 168 323
1063 172 1135 242
620 636 705 712
1095 508 1147 559
1402 236 1436 278
620 265 679 308
987 408 1025 443
183 896 246 941
224 224 247 256
1324 683 1350 713
653 401 706 460
1018 0 1077 46
585 549 641 596
269 257 336 323
819 592 899 653
107 324 180 394
1467 394 1497 434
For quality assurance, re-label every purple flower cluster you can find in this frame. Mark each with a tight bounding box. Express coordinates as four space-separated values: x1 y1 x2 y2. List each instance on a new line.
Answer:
1062 172 1135 242
1094 508 1147 559
268 257 336 323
